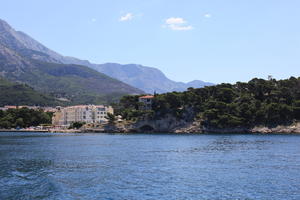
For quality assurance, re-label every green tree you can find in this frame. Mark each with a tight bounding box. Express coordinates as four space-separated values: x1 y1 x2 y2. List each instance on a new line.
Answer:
106 113 116 123
0 120 12 129
15 118 25 128
69 122 85 129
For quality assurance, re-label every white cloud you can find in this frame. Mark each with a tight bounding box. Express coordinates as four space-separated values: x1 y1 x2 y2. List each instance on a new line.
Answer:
166 17 186 25
204 13 212 18
119 13 133 21
91 18 97 22
164 17 193 31
168 24 193 31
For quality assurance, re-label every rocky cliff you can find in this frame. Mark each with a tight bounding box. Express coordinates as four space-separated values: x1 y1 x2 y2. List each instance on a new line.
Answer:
82 118 300 134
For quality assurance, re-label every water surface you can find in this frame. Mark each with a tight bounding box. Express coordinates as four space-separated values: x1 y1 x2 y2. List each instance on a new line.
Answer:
0 132 300 200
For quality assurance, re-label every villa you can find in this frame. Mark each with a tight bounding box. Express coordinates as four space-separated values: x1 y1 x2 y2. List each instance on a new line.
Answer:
138 95 154 110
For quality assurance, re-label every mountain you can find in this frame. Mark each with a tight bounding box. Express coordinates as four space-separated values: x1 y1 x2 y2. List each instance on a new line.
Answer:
58 60 214 94
0 18 69 64
0 19 213 93
185 80 215 89
0 19 143 105
0 77 61 106
92 63 214 93
0 18 213 94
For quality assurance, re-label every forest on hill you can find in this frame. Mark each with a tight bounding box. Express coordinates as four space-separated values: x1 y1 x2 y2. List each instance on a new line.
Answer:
0 77 62 106
116 77 300 129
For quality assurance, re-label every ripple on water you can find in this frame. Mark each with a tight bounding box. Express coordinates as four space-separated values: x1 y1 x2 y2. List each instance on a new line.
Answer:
0 133 300 200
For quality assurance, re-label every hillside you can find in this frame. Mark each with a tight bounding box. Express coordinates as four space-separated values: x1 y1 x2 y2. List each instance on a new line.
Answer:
0 19 143 104
0 77 61 106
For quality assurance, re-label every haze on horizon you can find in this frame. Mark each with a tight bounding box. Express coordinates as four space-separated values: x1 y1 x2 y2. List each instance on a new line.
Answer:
1 0 299 84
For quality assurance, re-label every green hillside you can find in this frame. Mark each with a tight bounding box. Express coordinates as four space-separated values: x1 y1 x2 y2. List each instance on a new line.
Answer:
0 77 62 106
0 44 143 105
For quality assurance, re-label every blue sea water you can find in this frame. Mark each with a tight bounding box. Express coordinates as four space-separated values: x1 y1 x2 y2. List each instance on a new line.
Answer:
0 132 300 200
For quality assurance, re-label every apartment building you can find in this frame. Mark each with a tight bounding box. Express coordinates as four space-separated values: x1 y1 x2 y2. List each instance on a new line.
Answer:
52 105 113 126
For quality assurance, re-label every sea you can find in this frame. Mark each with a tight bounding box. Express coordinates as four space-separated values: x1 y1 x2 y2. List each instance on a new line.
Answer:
0 132 299 200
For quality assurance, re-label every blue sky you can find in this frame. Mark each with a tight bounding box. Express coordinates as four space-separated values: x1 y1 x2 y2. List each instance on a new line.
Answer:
1 0 300 83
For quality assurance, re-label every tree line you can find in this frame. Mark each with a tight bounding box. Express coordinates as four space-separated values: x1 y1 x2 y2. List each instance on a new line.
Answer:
0 108 52 129
115 77 300 128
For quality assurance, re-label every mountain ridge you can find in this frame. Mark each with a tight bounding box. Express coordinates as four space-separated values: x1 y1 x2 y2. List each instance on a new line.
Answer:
0 19 143 105
94 63 214 93
0 18 213 93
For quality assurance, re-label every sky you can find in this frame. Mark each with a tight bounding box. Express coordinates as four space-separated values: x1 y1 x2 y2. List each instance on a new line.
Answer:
1 0 300 84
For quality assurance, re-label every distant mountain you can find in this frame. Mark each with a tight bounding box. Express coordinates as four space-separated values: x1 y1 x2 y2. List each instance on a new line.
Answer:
93 63 214 93
0 19 143 105
0 77 61 106
185 80 215 89
58 59 214 94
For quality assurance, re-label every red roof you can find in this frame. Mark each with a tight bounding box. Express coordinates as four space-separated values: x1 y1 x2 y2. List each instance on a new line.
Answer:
139 95 154 99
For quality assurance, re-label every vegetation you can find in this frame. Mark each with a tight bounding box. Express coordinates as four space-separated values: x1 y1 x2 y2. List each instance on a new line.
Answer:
116 77 300 128
0 108 52 129
105 112 116 123
69 121 86 129
29 60 142 104
0 77 63 106
0 57 142 105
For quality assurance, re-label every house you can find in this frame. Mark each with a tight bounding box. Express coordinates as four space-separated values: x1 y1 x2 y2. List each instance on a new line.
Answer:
138 95 154 110
52 105 114 126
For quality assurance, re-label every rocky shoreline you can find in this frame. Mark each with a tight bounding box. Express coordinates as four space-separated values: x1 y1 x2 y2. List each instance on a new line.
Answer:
81 120 300 134
1 122 300 134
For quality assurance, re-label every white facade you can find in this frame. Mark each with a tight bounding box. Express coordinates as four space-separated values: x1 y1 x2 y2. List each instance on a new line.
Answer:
52 105 114 126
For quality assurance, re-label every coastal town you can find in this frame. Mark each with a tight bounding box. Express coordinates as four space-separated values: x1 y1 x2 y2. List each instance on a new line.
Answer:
0 105 114 132
0 95 155 132
1 89 300 134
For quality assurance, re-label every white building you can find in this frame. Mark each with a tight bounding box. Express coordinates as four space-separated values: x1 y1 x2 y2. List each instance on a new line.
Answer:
52 105 114 126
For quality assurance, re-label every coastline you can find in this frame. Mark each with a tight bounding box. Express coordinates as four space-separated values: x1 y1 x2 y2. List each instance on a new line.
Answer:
0 129 49 133
1 122 300 134
90 120 300 134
